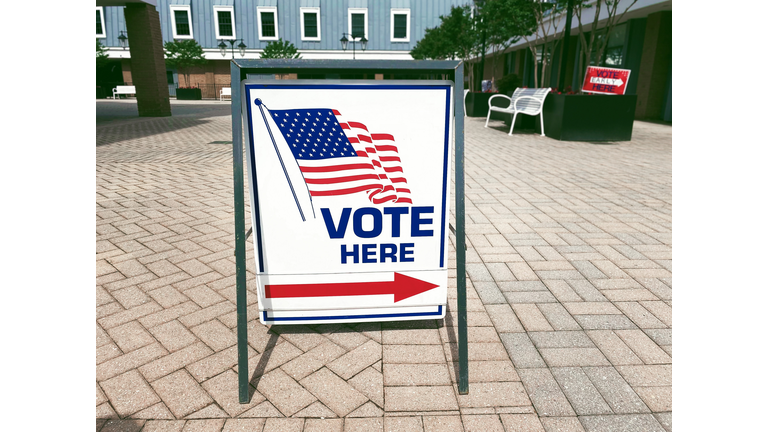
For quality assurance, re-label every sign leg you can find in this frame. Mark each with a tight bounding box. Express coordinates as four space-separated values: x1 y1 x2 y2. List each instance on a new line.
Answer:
231 62 250 404
454 65 469 395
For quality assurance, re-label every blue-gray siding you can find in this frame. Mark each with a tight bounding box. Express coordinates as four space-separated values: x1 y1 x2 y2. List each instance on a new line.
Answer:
100 0 470 52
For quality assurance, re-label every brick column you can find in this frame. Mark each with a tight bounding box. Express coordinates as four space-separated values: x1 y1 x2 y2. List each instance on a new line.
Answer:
124 3 172 117
634 11 672 120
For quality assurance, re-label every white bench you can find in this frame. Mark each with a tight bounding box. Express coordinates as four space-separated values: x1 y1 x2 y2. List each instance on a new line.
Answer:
220 87 231 101
112 85 136 99
485 88 550 136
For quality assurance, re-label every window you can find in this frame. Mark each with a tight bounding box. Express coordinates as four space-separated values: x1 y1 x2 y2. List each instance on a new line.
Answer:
300 7 320 41
258 7 278 40
96 7 105 38
390 9 410 42
170 5 193 39
348 8 367 40
603 23 627 67
504 52 515 76
587 23 627 67
214 6 236 39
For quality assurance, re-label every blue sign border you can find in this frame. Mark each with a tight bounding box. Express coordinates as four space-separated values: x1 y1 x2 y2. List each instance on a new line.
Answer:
263 305 443 323
244 82 453 272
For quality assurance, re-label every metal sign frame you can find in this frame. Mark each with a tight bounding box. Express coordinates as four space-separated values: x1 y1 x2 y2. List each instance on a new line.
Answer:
230 59 468 403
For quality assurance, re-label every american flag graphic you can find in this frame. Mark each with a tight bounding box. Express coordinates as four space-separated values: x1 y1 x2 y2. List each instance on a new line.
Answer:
269 108 412 204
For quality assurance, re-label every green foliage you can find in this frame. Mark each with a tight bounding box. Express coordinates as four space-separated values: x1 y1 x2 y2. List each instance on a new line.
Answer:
411 3 537 90
479 0 537 50
410 6 477 61
260 38 301 59
409 25 453 60
164 39 208 87
497 73 521 95
96 40 110 69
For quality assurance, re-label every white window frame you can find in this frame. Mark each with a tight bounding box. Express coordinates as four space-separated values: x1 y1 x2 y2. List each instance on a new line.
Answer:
347 8 368 41
257 6 279 41
96 7 106 38
213 5 236 40
390 9 410 42
170 5 194 39
300 7 321 41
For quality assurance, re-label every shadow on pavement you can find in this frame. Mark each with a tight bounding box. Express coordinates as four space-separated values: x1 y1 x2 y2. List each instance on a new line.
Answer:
442 304 461 381
96 100 233 147
97 418 145 432
96 117 215 147
248 332 280 397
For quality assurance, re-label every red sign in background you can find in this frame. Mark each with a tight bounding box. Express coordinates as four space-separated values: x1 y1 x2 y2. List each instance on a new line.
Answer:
582 66 631 95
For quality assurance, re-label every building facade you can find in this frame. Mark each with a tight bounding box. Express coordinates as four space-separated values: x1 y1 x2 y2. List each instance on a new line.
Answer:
97 0 470 98
476 0 672 121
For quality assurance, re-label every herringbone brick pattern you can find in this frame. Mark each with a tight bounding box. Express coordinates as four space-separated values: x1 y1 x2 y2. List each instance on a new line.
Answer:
96 101 671 432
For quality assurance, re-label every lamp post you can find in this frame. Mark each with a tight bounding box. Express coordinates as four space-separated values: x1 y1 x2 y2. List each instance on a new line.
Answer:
118 31 128 50
218 39 247 60
339 32 367 60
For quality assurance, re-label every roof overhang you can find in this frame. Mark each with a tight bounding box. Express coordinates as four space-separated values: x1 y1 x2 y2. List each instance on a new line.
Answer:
96 0 157 7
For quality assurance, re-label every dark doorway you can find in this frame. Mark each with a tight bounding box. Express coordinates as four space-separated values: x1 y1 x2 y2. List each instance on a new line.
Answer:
97 60 125 99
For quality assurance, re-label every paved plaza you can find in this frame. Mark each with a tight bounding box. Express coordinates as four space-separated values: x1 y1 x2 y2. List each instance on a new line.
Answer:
96 99 672 432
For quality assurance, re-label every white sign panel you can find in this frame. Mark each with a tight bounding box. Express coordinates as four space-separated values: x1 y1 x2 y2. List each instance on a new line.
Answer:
242 81 453 324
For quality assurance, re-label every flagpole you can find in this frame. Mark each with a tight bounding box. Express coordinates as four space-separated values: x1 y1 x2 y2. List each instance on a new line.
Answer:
254 99 306 222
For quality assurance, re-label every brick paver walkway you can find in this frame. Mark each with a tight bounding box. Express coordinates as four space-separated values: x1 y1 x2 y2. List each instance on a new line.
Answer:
96 100 671 432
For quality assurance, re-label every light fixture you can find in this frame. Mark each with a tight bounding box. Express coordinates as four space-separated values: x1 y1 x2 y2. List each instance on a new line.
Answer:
118 31 128 49
219 39 247 60
340 33 366 59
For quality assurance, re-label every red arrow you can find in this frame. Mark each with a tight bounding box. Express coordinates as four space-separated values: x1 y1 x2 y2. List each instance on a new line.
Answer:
265 273 439 303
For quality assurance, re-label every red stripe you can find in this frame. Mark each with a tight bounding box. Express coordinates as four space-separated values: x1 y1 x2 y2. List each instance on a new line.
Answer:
340 123 350 130
380 156 401 162
372 160 382 167
348 121 368 131
332 109 342 115
395 188 411 193
371 133 394 141
374 145 398 152
358 135 372 143
356 150 368 157
365 147 376 154
395 198 413 203
390 178 407 183
300 163 373 173
310 184 379 196
305 174 381 185
383 166 403 173
371 194 398 204
348 137 359 143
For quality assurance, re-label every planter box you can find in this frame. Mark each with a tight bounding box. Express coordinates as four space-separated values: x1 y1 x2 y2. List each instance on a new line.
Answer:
177 88 202 100
539 94 637 141
465 92 496 117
